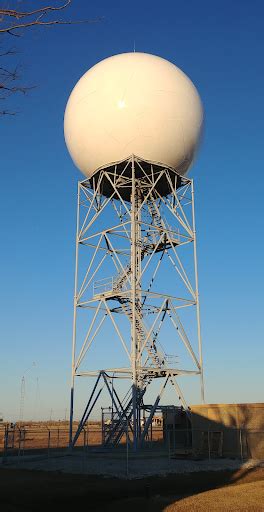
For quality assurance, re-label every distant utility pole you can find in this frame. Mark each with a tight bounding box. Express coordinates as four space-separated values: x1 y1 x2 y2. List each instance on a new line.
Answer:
19 376 25 426
33 377 40 421
19 362 36 426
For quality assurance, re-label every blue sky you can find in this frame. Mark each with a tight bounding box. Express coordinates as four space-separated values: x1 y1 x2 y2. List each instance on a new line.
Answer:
0 0 263 421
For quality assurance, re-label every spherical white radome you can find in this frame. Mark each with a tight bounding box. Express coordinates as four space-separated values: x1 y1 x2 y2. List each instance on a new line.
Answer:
64 52 203 178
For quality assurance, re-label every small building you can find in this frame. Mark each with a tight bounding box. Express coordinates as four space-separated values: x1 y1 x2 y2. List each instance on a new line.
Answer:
190 402 264 459
162 403 264 459
152 416 162 427
162 406 192 453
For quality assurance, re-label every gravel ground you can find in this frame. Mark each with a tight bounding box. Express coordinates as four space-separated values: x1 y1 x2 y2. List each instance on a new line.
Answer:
2 452 263 479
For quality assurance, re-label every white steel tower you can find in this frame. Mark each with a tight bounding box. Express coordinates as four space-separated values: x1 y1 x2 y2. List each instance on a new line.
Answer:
64 52 204 450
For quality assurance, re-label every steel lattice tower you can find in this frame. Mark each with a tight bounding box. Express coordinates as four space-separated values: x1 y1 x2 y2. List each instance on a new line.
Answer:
69 155 204 450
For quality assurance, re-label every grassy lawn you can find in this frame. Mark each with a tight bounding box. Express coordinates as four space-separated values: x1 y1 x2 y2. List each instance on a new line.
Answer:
165 480 264 511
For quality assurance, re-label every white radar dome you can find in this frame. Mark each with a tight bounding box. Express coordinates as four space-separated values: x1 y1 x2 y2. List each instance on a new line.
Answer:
64 52 203 177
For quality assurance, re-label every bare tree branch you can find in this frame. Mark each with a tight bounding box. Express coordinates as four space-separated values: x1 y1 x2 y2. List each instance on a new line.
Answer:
0 109 16 115
0 18 98 35
0 47 17 56
0 1 101 34
0 1 101 115
0 1 72 18
0 62 33 100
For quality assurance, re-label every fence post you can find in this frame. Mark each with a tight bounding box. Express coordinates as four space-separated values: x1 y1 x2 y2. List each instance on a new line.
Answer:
239 429 243 461
126 419 129 478
18 428 21 462
22 429 25 457
168 429 171 460
2 425 8 464
208 430 211 460
83 428 86 453
57 428 60 450
82 428 87 473
47 430 51 458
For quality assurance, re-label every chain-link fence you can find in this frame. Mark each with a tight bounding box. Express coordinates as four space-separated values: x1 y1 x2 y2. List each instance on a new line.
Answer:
1 425 264 465
167 428 264 460
0 425 100 462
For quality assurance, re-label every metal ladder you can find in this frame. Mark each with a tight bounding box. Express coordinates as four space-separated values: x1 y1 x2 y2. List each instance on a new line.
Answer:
103 386 146 447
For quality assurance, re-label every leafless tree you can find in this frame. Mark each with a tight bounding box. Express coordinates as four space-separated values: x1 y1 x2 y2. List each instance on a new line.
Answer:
0 1 98 114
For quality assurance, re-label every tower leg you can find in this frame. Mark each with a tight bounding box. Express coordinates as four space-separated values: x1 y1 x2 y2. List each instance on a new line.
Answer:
191 180 204 403
131 155 138 451
69 383 74 447
69 183 80 447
